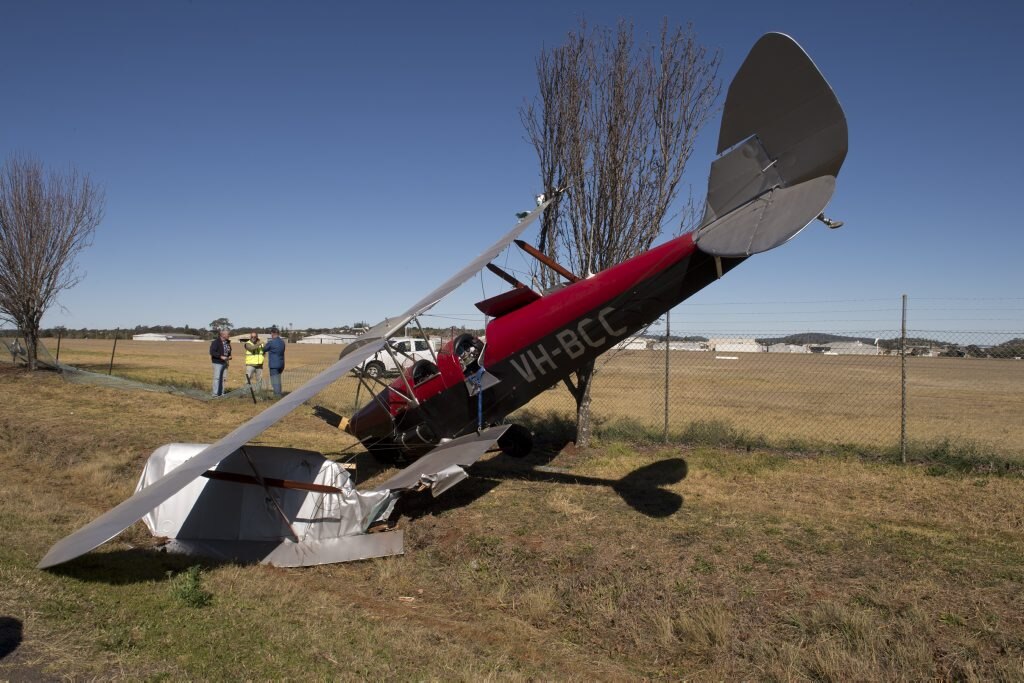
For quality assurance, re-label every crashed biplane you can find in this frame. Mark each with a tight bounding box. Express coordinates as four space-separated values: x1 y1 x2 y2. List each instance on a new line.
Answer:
40 32 848 570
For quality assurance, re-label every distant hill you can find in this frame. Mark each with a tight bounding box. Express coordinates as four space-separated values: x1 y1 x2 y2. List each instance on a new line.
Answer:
989 338 1024 358
755 333 876 346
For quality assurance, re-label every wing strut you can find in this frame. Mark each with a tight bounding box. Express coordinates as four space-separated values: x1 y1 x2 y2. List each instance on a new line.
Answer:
514 239 580 283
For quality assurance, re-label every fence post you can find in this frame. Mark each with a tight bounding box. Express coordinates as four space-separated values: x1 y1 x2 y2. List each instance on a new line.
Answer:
55 328 62 363
108 329 119 375
664 309 670 443
900 295 907 464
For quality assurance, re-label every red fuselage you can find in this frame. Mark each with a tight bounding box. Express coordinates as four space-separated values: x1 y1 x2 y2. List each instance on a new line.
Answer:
346 233 743 456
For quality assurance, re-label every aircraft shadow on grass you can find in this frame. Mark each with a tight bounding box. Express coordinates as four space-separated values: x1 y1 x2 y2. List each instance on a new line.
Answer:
395 447 688 521
0 617 23 661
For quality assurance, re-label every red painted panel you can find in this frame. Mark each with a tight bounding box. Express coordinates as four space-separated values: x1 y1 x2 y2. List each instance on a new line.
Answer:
475 287 541 317
483 232 698 363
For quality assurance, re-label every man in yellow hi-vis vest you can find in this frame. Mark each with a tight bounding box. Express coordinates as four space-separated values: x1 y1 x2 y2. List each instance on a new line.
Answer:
243 331 265 388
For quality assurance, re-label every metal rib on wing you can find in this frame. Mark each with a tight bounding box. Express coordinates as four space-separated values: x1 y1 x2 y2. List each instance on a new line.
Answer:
38 339 387 569
360 195 556 342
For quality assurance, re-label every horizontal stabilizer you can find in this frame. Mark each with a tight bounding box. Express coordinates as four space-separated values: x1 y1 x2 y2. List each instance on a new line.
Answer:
695 176 835 257
700 135 783 226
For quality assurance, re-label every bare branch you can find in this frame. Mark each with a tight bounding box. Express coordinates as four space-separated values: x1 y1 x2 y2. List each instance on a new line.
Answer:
0 154 104 369
519 18 720 445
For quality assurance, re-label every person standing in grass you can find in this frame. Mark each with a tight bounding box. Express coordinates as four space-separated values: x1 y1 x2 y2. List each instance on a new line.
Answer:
210 328 232 396
263 326 286 397
243 330 265 388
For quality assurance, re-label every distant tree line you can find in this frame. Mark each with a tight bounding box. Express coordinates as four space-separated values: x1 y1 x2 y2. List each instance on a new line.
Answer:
0 323 486 343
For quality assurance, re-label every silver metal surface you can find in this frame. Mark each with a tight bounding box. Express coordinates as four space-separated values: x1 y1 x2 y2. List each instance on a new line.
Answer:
370 425 509 493
700 136 783 226
262 531 405 567
695 176 836 257
717 32 847 185
162 530 405 567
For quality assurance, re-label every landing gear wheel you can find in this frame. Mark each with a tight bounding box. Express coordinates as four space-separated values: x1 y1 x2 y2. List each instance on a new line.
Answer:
498 424 533 458
363 361 385 379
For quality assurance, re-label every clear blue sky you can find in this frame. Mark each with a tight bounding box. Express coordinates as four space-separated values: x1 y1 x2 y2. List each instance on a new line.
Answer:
2 0 1021 338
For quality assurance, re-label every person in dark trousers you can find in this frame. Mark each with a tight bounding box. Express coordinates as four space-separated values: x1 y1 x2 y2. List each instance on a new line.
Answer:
263 326 286 396
210 329 232 396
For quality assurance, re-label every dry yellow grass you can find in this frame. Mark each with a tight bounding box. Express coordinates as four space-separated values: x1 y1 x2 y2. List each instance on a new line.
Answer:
534 350 1023 456
37 337 1024 459
1 365 1023 679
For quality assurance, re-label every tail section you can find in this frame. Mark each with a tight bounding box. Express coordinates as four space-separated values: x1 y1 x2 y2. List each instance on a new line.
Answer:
696 33 848 257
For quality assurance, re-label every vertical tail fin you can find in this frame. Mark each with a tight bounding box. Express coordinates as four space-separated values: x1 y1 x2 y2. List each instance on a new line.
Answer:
695 33 848 257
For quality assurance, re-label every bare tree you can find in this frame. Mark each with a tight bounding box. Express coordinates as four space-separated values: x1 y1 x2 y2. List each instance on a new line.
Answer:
521 20 720 446
0 155 104 370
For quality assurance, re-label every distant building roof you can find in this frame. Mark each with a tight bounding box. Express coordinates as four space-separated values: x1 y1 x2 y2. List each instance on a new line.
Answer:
132 333 201 342
296 333 359 345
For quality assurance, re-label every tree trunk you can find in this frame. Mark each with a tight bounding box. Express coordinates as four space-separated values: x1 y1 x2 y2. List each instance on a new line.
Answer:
24 328 38 371
573 358 596 448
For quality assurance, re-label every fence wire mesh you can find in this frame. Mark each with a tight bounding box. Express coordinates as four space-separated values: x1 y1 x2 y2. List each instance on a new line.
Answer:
3 298 1021 460
518 327 1024 460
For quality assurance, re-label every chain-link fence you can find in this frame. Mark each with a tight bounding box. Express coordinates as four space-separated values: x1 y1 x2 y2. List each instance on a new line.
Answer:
519 326 1023 460
515 295 1024 461
4 298 1022 460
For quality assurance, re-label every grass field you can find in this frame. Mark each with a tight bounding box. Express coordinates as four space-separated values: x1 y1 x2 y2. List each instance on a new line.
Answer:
35 337 1024 459
2 354 1024 678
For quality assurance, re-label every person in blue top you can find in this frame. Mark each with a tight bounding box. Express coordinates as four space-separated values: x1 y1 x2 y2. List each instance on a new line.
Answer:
263 326 286 396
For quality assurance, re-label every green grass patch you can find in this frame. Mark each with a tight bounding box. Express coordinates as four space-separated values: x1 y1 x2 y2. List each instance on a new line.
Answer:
168 565 213 608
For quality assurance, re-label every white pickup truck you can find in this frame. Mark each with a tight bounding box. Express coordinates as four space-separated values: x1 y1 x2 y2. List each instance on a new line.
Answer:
351 336 438 379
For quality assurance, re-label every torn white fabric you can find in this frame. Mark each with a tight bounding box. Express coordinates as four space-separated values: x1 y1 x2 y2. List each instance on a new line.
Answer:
137 444 394 544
